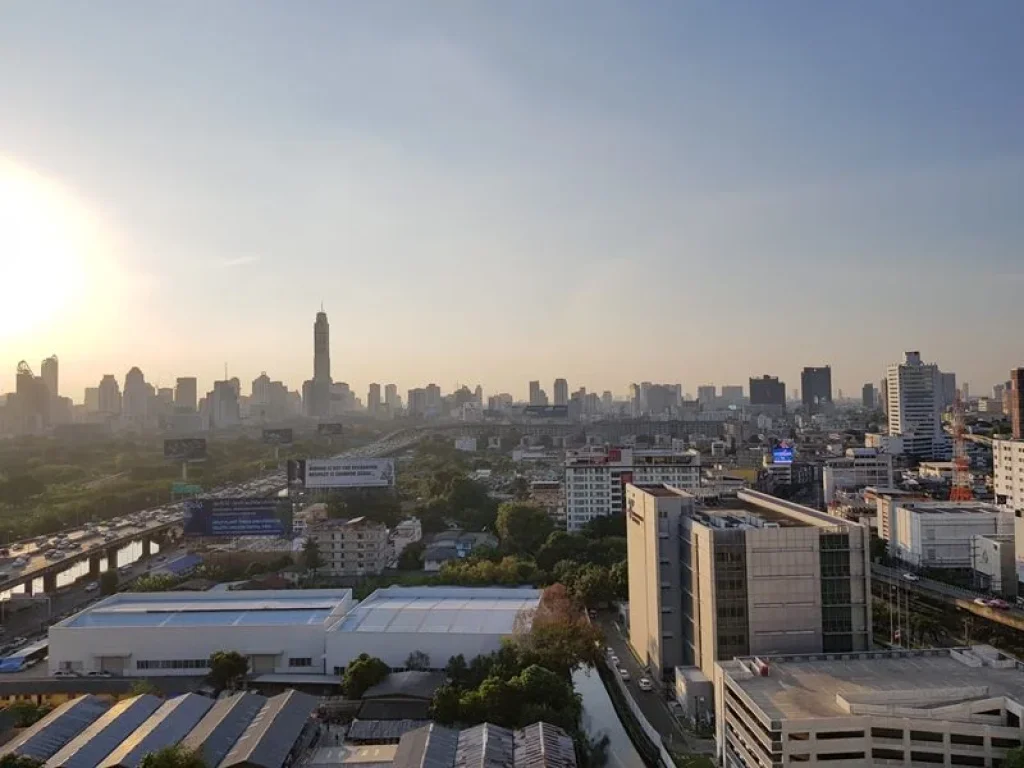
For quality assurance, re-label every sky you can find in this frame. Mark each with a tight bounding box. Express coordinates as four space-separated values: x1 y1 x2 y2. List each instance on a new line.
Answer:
1 1 1022 403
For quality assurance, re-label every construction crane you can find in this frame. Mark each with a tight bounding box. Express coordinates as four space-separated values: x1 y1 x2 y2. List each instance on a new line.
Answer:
949 388 974 501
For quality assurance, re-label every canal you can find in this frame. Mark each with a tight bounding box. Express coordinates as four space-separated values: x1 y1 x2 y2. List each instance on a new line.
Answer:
574 667 646 768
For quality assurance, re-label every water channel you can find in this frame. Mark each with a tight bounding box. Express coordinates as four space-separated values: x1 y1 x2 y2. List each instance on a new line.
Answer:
573 667 647 768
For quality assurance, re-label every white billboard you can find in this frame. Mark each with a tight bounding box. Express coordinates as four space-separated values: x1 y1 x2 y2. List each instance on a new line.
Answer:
303 458 395 489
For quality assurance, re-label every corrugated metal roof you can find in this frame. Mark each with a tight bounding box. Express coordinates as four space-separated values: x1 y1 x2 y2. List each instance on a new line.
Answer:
45 694 163 768
454 724 515 768
217 690 317 768
347 719 430 743
512 723 575 768
97 694 214 768
392 724 459 768
0 695 109 761
181 692 268 768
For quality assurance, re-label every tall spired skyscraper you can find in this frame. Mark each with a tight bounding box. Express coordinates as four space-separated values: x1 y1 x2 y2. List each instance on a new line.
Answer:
306 307 332 418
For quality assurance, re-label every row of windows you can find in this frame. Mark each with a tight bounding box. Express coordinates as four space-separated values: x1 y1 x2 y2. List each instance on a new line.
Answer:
288 657 312 667
137 659 209 670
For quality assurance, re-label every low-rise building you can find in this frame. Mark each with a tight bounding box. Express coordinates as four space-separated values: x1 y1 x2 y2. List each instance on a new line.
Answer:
388 518 423 565
886 500 1011 568
864 433 904 455
971 534 1018 599
919 461 956 482
422 530 498 571
822 449 894 506
716 646 1024 768
308 517 389 576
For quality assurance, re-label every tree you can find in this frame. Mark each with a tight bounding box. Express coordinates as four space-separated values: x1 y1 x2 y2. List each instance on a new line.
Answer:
138 745 207 768
342 653 389 698
302 538 324 573
99 570 119 596
510 476 530 500
495 503 553 555
519 585 602 675
405 650 431 671
3 701 49 727
207 650 249 691
428 683 462 724
580 514 625 540
569 564 616 609
610 559 628 600
445 654 470 687
535 531 590 573
0 756 44 768
1004 748 1024 768
130 679 160 697
397 540 425 571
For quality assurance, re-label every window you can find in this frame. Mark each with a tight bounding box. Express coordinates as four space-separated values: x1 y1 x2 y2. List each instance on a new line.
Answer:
992 737 1021 749
818 730 864 740
872 749 904 760
951 756 985 767
818 752 864 761
951 734 983 747
289 657 313 668
910 731 943 743
788 733 810 741
910 751 945 764
872 728 903 740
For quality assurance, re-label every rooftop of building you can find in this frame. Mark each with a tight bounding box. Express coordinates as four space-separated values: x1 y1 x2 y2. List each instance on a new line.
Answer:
898 500 1006 515
57 589 354 630
719 646 1024 724
331 586 541 636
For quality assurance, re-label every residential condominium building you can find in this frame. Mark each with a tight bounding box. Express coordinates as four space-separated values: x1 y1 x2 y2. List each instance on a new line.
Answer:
715 645 1024 768
993 437 1024 517
564 447 701 532
625 485 871 690
886 351 945 460
822 449 895 506
307 517 389 576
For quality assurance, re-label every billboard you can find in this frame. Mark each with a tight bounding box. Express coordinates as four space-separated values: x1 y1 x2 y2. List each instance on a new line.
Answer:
164 438 207 461
772 447 794 465
318 422 344 436
523 405 569 419
262 428 294 445
290 458 395 489
183 497 293 537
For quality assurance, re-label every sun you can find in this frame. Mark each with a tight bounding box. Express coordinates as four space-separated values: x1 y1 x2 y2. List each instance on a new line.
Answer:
0 158 94 341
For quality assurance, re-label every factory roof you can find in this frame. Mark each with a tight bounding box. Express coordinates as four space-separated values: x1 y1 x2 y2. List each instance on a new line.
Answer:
98 694 213 768
0 695 109 761
218 690 317 768
333 587 542 636
307 745 397 768
718 646 1024 725
393 723 576 768
59 589 353 629
181 692 268 768
46 694 163 768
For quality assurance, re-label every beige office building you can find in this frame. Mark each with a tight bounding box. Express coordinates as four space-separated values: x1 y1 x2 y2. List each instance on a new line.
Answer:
716 645 1024 767
626 486 872 689
307 517 389 576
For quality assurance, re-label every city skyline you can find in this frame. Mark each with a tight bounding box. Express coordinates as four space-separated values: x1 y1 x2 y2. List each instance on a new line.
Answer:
2 3 1022 398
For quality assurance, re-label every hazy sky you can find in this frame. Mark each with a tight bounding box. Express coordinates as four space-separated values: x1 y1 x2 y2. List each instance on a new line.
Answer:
2 1 1022 402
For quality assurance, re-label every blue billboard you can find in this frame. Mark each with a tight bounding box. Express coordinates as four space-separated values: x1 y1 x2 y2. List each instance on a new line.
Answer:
184 498 293 537
772 447 794 464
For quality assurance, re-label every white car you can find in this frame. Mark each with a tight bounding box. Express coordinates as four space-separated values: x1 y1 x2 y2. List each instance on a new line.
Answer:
610 655 620 666
54 669 77 678
638 677 654 692
618 668 630 682
902 573 920 582
84 582 98 593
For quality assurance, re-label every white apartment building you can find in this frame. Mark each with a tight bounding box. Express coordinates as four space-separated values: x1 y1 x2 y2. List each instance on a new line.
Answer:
716 646 1024 768
564 447 700 531
994 438 1024 513
887 500 1011 568
307 517 389 576
822 449 895 505
886 351 945 459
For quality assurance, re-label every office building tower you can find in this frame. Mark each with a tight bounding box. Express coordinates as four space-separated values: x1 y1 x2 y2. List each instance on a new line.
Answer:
626 485 871 694
208 380 240 429
749 375 786 410
601 391 613 412
994 383 1005 403
12 361 48 432
940 371 957 408
425 384 442 415
251 373 271 404
474 385 483 405
697 385 716 408
84 387 100 412
886 351 944 459
407 388 427 416
528 381 542 406
800 366 832 413
880 378 888 415
121 367 149 427
553 378 568 407
384 383 399 414
306 308 332 418
1010 368 1024 440
175 377 197 412
97 375 121 415
716 646 1024 768
861 382 875 409
367 383 381 415
564 447 701 532
40 355 58 399
720 385 743 407
157 387 174 405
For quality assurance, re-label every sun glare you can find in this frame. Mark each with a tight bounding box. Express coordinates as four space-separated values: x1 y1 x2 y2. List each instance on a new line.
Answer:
0 159 98 341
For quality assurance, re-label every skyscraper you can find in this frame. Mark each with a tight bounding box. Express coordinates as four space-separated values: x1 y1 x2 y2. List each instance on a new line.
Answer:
40 355 58 399
862 382 875 409
553 378 568 406
528 381 542 405
800 366 832 413
98 375 121 415
749 375 786 410
887 351 944 459
384 384 399 414
1010 368 1024 440
175 377 197 412
122 367 149 426
697 385 716 407
368 383 381 415
308 308 332 418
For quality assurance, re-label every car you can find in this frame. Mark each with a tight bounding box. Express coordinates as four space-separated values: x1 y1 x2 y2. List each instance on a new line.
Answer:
618 668 630 682
87 671 112 677
11 637 26 647
974 598 990 606
989 599 1011 610
609 655 620 666
84 582 98 593
605 646 614 655
638 677 654 691
54 669 77 677
901 572 920 582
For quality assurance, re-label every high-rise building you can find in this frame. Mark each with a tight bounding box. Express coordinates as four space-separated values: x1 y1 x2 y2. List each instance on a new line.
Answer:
367 383 381 415
940 371 957 408
719 385 743 407
800 365 832 413
601 391 613 412
528 381 542 406
175 377 197 412
553 378 568 406
425 384 442 415
251 373 271 404
1010 368 1024 440
626 485 871 690
384 384 399 414
84 387 100 412
40 355 58 399
208 380 240 429
407 388 427 416
697 385 716 408
887 351 944 459
97 375 121 415
13 361 48 432
474 385 483 405
307 308 332 418
122 367 149 427
861 382 875 409
749 375 785 410
880 377 888 415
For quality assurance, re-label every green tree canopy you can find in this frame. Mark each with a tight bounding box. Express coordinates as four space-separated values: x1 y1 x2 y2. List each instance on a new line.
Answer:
495 503 553 555
302 538 324 573
342 653 389 698
138 745 207 768
535 532 590 573
99 570 119 596
0 755 45 768
397 540 425 571
207 650 249 691
405 650 430 671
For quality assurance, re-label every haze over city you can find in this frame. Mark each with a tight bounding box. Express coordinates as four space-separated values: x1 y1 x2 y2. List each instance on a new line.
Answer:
2 1 1023 399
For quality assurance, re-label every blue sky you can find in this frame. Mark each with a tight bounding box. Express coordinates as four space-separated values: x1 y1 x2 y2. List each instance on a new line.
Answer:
1 1 1022 401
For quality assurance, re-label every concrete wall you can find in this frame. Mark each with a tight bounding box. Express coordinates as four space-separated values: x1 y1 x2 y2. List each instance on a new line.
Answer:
324 630 511 672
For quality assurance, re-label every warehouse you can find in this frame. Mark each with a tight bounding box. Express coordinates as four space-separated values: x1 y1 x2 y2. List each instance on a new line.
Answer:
49 590 355 677
49 586 542 678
